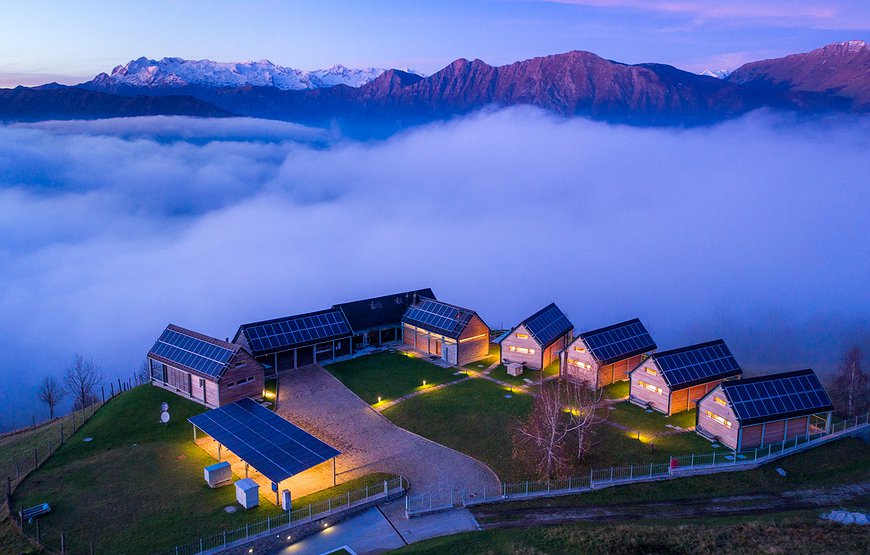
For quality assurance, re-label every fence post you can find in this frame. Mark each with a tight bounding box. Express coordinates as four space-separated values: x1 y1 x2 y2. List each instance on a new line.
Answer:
569 475 573 490
384 480 388 495
223 531 227 547
712 451 716 466
33 448 38 469
328 497 331 514
60 424 64 445
90 540 94 555
629 464 633 479
733 450 737 465
690 454 694 468
754 448 758 462
347 491 350 507
245 523 249 538
308 504 311 520
16 463 19 484
768 444 772 458
590 468 595 488
101 386 105 404
61 532 65 555
525 481 529 495
200 538 203 552
610 467 614 482
267 516 271 532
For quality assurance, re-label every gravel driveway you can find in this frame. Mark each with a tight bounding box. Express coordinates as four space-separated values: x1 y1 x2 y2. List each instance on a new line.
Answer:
276 364 500 497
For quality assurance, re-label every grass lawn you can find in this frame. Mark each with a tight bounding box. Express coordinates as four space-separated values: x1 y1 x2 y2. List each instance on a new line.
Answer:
327 352 461 405
605 402 697 434
0 408 98 478
601 380 629 399
462 343 500 370
487 364 536 387
393 512 870 554
383 379 534 481
11 385 396 555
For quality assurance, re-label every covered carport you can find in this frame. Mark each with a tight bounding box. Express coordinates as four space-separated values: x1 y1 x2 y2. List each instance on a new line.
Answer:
189 398 340 504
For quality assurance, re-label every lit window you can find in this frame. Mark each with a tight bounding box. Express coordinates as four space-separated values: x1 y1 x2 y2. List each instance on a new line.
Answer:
510 346 535 355
644 367 657 376
638 380 662 394
516 333 529 339
568 358 580 366
704 410 732 428
714 396 727 406
573 346 586 353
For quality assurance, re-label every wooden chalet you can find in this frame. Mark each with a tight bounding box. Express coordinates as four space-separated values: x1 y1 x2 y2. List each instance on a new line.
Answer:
628 339 743 415
147 324 265 408
695 369 833 450
499 303 573 370
401 297 490 366
560 318 657 389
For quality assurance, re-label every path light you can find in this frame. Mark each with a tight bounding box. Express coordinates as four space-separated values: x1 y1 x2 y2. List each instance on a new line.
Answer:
422 380 427 387
377 396 382 403
637 430 641 441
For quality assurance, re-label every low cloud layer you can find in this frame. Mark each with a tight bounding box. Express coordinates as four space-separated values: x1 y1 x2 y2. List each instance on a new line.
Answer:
2 110 868 426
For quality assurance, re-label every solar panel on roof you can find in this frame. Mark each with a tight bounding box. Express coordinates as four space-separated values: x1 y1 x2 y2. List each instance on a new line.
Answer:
189 398 340 484
243 310 352 353
150 328 234 378
580 320 655 364
654 341 741 389
523 304 572 348
724 371 832 424
402 299 473 338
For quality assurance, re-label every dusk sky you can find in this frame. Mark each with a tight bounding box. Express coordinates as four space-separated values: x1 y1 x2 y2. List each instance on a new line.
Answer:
2 0 869 87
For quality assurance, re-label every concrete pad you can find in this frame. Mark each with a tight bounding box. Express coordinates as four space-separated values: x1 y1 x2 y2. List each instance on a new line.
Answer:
275 507 405 555
379 499 480 545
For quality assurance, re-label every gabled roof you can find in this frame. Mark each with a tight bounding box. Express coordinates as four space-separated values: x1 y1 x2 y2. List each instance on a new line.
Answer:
401 297 483 339
648 339 742 390
235 308 353 356
148 324 242 379
514 302 573 349
720 369 833 426
578 318 656 365
334 288 435 332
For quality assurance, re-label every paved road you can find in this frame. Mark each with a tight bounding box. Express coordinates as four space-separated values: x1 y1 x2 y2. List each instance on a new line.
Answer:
276 364 500 497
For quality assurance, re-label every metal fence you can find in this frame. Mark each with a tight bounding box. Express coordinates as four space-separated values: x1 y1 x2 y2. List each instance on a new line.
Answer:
158 476 407 555
406 412 870 517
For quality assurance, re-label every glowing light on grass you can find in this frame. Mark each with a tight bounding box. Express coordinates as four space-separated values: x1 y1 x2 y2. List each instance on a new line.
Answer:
377 395 382 403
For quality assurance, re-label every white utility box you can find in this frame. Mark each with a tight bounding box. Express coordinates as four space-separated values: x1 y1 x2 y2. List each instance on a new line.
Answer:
203 461 232 488
506 362 524 377
235 478 259 509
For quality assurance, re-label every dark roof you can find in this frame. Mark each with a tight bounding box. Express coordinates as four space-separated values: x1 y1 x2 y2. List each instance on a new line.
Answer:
189 398 340 484
334 288 435 332
401 297 480 339
651 339 742 390
235 308 352 356
148 324 241 379
518 303 573 349
721 369 833 426
578 318 657 365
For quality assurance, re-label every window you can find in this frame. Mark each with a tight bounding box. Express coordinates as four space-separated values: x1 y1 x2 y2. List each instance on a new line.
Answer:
227 375 255 389
644 367 658 376
569 359 591 369
573 346 586 353
198 377 205 389
516 333 529 339
638 380 662 394
714 396 727 406
704 410 732 428
509 346 535 355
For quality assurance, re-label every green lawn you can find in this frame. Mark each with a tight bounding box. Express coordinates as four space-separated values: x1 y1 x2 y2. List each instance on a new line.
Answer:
327 352 462 405
487 364 536 387
605 402 697 434
383 379 534 481
601 380 629 399
11 385 396 555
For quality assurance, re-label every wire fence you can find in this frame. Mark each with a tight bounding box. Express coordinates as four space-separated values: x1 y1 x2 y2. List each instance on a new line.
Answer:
155 476 407 555
406 412 870 517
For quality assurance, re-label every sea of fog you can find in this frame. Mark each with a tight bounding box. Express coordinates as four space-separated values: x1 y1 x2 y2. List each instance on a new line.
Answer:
1 109 868 427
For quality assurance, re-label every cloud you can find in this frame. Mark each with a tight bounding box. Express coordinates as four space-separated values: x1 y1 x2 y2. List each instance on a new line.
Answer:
1 111 869 425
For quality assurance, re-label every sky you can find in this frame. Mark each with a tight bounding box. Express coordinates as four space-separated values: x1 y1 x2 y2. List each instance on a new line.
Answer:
1 110 869 427
1 0 869 87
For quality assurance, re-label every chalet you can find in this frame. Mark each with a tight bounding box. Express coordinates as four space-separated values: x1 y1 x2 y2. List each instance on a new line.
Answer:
499 303 573 371
147 324 265 408
233 308 353 374
560 318 657 389
628 339 742 415
696 369 833 451
401 297 490 366
334 288 434 350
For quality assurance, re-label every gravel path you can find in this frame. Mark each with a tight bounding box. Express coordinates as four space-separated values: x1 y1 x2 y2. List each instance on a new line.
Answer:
276 364 500 496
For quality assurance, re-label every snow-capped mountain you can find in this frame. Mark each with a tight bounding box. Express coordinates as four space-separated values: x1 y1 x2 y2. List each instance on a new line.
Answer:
700 69 732 79
83 57 407 91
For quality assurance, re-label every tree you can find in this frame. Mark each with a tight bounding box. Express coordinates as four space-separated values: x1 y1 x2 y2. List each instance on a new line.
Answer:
64 354 102 411
831 347 869 418
563 380 605 458
37 375 66 419
136 358 150 385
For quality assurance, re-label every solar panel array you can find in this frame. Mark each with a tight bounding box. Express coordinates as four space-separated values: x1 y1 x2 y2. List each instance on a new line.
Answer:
243 310 351 353
655 341 741 388
402 299 473 338
524 304 572 347
189 398 340 483
724 372 831 423
150 328 234 378
581 320 655 364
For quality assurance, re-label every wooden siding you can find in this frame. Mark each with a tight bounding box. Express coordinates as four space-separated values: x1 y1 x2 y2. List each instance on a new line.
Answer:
543 333 570 368
457 314 490 366
696 384 740 449
740 424 763 449
500 324 543 369
560 337 599 386
217 348 265 406
629 360 670 413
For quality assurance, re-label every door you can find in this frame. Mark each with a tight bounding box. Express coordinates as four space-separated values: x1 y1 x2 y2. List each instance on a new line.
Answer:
434 339 441 356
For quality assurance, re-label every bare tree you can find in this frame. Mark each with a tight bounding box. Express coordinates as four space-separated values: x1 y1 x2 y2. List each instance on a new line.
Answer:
64 354 102 410
831 347 869 418
37 375 66 419
563 380 605 458
136 358 150 385
512 379 573 479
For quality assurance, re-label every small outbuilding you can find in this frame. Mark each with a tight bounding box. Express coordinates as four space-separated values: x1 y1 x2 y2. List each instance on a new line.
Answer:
560 318 657 389
628 339 742 415
401 297 490 366
334 288 434 350
499 303 573 371
147 324 265 408
695 369 833 451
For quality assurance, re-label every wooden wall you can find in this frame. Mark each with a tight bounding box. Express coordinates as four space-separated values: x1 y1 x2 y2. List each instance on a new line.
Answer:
629 360 670 413
560 337 599 386
217 349 265 406
500 324 543 369
669 381 723 414
457 314 490 366
696 384 740 449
